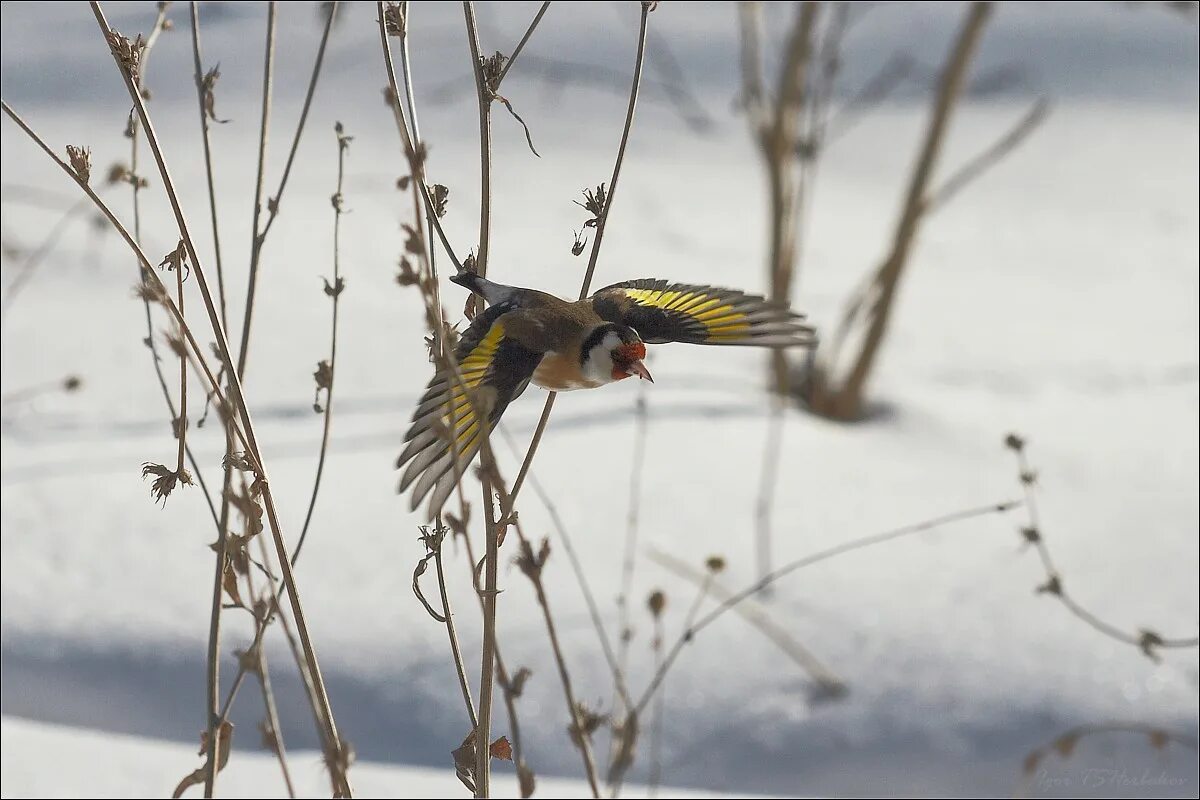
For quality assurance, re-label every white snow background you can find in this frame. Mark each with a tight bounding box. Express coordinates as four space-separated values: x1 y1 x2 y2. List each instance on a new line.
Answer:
1 2 1197 797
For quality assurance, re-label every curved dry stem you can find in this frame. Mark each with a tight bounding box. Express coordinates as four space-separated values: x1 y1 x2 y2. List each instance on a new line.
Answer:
1007 438 1199 658
292 122 349 564
494 1 552 90
509 0 653 511
188 2 229 329
634 499 1020 714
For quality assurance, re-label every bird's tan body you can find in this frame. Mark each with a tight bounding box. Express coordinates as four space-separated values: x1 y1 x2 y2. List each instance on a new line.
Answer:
495 290 608 391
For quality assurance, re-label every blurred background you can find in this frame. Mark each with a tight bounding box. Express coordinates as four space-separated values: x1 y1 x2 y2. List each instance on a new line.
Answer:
1 2 1197 797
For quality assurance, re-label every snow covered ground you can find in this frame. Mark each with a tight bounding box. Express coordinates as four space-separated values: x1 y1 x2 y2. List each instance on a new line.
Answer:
1 716 750 799
2 2 1197 798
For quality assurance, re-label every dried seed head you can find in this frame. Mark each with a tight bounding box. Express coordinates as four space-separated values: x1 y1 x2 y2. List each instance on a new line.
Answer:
567 702 607 748
480 51 507 93
1138 629 1164 661
396 256 419 287
141 462 193 505
508 666 532 697
222 452 256 472
105 30 146 82
323 276 346 297
1036 574 1062 596
647 589 666 617
200 64 230 124
312 360 333 412
105 161 130 185
158 240 188 276
705 555 726 573
62 375 83 393
1004 432 1025 452
571 228 587 257
431 184 449 218
66 145 92 184
382 2 405 36
574 183 608 228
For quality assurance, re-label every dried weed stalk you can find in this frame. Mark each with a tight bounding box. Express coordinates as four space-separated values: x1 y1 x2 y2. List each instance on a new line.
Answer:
1004 434 1198 659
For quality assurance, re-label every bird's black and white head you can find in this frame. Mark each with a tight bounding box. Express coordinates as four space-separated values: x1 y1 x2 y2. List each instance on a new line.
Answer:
581 323 653 385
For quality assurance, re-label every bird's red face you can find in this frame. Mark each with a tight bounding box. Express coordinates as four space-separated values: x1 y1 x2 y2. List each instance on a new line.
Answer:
611 340 652 382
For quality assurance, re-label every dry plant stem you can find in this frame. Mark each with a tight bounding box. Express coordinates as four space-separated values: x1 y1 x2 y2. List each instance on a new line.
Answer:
86 6 351 796
925 97 1049 213
634 499 1018 714
457 530 531 786
463 4 500 794
487 478 602 798
511 0 652 508
292 124 348 564
395 3 446 334
753 398 784 593
742 1 819 589
379 2 459 320
242 568 297 798
494 1 552 90
476 475 500 799
808 2 991 421
235 1 338 379
627 576 707 797
188 2 228 327
1011 445 1198 653
610 386 648 779
648 548 842 689
235 3 276 381
205 9 275 787
498 425 633 708
465 1 493 278
647 612 665 798
530 549 602 798
435 534 479 730
381 5 487 751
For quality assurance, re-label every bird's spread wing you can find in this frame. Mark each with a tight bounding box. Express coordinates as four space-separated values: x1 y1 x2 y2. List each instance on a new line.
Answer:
397 302 543 518
590 279 816 347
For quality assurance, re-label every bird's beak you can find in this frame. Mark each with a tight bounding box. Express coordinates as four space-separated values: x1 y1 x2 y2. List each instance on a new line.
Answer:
626 360 654 383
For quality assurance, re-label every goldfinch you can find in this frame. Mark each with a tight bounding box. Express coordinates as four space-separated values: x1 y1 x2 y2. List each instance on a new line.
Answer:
398 272 816 517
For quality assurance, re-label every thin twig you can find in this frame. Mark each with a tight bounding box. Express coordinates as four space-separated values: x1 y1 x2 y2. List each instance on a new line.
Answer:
648 549 844 691
485 472 601 799
234 3 276 382
188 2 228 329
494 1 552 90
463 3 499 795
292 122 350 564
234 1 338 380
610 383 648 781
925 97 1049 213
510 0 654 509
1004 435 1199 659
241 565 297 798
498 424 633 709
634 499 1020 714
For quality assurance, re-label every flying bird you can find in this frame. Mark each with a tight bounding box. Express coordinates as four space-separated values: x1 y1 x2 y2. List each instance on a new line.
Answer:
398 272 817 517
